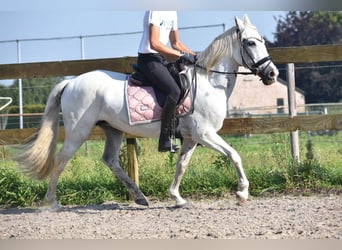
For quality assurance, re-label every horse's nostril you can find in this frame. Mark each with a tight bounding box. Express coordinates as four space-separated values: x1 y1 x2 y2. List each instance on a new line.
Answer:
269 71 275 78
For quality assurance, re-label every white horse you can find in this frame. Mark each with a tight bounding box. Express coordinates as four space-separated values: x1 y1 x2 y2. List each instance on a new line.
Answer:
16 15 278 210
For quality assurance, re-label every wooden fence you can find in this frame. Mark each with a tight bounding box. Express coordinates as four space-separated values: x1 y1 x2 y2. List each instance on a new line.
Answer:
1 114 342 145
1 44 342 185
0 44 341 80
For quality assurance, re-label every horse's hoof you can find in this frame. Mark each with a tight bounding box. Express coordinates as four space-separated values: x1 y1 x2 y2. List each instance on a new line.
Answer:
50 206 63 212
237 198 247 207
236 195 247 207
236 190 248 207
38 203 62 212
174 199 188 208
135 197 149 207
174 202 188 208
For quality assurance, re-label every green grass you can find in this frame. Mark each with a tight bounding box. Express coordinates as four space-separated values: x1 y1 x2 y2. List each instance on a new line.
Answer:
0 132 341 208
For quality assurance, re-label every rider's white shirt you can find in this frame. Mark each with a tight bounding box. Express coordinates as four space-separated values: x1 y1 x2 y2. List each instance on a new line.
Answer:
138 11 178 54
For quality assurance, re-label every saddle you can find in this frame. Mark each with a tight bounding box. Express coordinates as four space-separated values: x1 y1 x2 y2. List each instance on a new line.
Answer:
126 61 192 125
130 61 190 107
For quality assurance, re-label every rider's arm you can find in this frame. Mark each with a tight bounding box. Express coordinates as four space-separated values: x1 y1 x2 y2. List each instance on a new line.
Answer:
149 24 182 59
169 30 196 55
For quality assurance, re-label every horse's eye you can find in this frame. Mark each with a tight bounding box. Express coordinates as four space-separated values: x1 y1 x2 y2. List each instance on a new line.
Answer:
247 40 256 46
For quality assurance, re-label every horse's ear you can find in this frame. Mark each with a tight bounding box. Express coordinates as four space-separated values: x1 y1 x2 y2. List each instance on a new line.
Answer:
234 16 244 30
243 14 252 25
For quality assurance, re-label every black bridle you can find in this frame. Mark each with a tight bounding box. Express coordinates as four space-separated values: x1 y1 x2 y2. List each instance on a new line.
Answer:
195 29 272 77
240 36 272 76
178 29 273 116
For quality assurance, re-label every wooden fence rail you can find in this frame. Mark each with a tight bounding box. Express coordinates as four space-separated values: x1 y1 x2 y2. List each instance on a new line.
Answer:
0 44 341 80
1 114 342 145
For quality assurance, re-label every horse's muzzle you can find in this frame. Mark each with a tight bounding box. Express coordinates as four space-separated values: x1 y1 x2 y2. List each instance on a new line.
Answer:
259 67 279 85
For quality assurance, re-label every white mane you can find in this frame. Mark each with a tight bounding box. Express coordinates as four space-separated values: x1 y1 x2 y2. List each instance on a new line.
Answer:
196 21 259 72
196 27 237 71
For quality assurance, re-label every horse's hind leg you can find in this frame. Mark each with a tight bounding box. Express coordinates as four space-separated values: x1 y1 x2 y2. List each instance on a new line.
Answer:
45 132 88 210
99 122 148 206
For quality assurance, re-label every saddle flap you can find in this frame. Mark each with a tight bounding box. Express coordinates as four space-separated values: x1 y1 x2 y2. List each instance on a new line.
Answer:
126 77 192 125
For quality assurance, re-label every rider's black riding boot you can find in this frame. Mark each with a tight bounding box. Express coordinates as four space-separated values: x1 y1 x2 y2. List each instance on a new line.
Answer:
158 97 180 152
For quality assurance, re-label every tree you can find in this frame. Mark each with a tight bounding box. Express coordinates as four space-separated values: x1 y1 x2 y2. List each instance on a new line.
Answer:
271 11 342 103
0 77 63 128
274 11 341 47
0 76 63 106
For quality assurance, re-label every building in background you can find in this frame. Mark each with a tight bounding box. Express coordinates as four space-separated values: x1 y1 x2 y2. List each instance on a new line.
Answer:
228 67 305 117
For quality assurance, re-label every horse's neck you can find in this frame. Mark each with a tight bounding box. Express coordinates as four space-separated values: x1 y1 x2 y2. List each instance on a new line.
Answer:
187 59 239 119
195 26 242 100
208 59 239 100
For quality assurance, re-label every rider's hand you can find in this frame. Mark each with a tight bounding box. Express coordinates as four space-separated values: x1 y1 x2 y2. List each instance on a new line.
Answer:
180 53 197 64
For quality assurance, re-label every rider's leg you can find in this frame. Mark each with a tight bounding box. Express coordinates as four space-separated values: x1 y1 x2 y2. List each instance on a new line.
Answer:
158 96 179 152
137 53 181 152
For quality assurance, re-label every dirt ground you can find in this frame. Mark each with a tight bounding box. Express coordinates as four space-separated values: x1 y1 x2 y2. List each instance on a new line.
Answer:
0 194 341 239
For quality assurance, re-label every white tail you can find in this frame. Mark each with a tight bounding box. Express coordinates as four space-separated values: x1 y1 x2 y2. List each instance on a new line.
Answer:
15 80 69 180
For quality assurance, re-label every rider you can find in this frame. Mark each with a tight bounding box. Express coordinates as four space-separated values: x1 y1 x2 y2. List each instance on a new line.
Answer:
137 11 196 152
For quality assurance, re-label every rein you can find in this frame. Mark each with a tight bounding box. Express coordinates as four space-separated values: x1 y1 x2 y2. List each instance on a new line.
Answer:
194 52 272 77
194 64 256 76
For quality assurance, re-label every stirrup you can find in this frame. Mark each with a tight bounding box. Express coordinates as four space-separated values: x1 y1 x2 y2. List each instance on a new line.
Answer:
170 141 180 153
158 137 180 153
169 136 180 153
158 144 180 153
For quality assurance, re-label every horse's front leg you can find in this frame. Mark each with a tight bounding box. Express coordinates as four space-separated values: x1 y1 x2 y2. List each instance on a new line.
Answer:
198 130 249 205
169 139 197 207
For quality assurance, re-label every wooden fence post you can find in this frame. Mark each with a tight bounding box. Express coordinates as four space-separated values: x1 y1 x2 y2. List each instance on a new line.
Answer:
286 63 300 163
126 138 139 187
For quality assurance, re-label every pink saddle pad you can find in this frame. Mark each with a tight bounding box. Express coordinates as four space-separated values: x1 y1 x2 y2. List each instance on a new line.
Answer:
126 77 191 125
